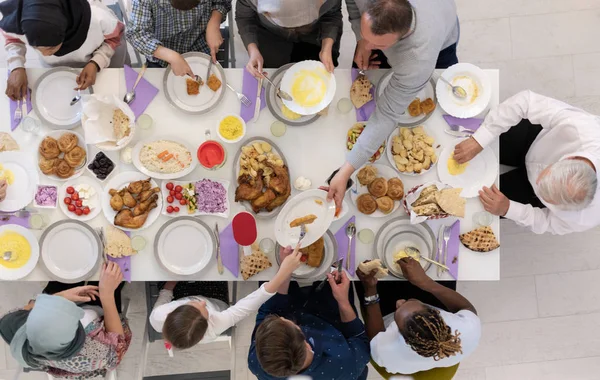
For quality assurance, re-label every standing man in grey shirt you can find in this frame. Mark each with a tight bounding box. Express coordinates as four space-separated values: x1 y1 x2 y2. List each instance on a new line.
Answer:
326 0 460 207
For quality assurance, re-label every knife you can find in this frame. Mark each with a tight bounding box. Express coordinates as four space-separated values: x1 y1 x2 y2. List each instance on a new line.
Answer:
251 77 262 123
315 258 344 293
437 225 445 277
205 59 213 84
444 129 472 138
215 223 224 275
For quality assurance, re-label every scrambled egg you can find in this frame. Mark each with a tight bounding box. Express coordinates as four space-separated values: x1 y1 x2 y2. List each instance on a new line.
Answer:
281 104 302 120
219 116 244 140
291 70 326 107
0 231 31 269
393 249 420 271
0 163 14 185
447 153 469 176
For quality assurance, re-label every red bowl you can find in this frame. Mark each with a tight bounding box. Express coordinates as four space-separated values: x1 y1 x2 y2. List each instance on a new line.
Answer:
197 141 226 170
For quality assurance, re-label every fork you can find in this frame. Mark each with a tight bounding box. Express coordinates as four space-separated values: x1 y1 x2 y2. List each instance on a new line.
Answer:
226 84 251 107
442 227 451 273
97 228 108 263
298 224 307 245
13 98 22 122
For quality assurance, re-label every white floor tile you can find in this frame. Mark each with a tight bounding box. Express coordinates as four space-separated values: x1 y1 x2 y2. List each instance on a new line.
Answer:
0 282 45 316
573 53 600 97
0 369 47 380
144 345 232 377
234 345 250 380
564 95 600 115
457 276 538 323
485 356 600 380
536 269 600 318
510 10 600 59
121 281 147 315
457 18 512 63
455 367 487 380
0 342 6 371
455 0 600 21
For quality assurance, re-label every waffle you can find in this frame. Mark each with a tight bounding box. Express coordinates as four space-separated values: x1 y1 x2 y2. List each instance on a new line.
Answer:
240 248 272 280
459 226 500 252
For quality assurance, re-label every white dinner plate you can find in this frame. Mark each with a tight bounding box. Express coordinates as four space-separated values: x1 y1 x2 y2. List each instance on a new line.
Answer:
350 163 403 218
386 125 442 177
0 151 39 212
275 189 336 249
163 52 226 114
131 136 197 180
437 140 498 198
280 60 336 116
37 130 88 181
376 72 437 127
0 224 39 280
154 216 215 276
39 220 101 283
102 172 163 231
58 177 103 222
233 138 290 219
436 63 492 119
275 230 337 281
32 67 93 129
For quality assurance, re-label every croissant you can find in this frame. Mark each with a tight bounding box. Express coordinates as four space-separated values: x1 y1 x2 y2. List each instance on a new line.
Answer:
387 178 405 200
357 193 377 215
38 157 57 175
54 159 74 179
58 133 78 153
357 165 378 186
64 146 86 168
368 177 388 198
39 137 60 159
376 196 395 214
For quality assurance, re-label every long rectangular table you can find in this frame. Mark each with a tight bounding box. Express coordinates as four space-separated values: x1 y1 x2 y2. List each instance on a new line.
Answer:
0 68 500 281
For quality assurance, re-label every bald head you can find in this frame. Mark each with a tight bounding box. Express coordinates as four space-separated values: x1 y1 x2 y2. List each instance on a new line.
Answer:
363 0 413 36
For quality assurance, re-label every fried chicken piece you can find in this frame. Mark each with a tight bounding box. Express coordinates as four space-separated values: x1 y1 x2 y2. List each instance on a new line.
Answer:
114 202 157 229
138 187 160 202
266 177 291 212
251 189 276 213
109 194 124 211
133 194 158 216
128 179 151 195
235 171 264 202
121 190 137 208
267 164 290 195
142 180 153 192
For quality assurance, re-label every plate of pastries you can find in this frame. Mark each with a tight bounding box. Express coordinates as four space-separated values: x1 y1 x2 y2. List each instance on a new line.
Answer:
38 131 88 180
275 230 338 281
351 164 405 217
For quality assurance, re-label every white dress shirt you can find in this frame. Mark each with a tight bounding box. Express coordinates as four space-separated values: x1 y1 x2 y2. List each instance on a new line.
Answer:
371 308 481 375
149 284 275 344
472 90 600 235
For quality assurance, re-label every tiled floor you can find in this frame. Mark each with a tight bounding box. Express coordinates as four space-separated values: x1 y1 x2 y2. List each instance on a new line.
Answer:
2 0 600 379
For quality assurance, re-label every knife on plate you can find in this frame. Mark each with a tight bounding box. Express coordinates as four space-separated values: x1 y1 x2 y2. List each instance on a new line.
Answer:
251 78 262 123
215 223 224 275
437 225 445 277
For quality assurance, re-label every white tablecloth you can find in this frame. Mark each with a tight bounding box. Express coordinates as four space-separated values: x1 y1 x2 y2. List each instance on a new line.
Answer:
0 68 500 281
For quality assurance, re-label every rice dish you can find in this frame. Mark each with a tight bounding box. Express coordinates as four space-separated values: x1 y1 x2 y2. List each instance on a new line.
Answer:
139 140 192 174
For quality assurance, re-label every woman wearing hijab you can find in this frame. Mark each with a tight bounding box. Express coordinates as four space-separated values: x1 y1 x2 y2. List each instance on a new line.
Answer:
0 262 131 379
236 0 342 77
0 0 124 100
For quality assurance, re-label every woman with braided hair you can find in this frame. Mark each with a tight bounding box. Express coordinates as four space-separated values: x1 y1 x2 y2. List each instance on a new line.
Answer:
356 257 481 376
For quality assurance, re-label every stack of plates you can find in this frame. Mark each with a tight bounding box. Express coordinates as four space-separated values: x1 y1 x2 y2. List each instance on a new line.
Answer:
275 230 338 281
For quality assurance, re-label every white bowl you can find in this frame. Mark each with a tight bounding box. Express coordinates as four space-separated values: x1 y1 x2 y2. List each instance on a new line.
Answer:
216 115 246 144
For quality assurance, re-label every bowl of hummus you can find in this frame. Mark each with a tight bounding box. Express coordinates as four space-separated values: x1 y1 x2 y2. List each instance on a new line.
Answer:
132 137 197 180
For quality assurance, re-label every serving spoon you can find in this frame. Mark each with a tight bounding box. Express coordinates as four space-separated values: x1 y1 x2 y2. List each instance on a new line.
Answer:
438 75 467 99
261 73 293 101
345 223 356 270
70 89 81 106
3 251 12 262
404 246 449 271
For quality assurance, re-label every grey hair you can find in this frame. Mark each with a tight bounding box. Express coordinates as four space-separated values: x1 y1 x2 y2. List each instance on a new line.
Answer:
537 159 597 211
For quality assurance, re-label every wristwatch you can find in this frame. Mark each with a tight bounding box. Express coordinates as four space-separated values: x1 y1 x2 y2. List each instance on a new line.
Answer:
364 293 380 306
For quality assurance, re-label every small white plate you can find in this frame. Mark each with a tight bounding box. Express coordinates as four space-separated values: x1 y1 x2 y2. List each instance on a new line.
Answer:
436 63 492 119
0 151 39 212
0 224 39 280
32 67 93 129
350 164 403 218
39 220 101 283
57 177 103 222
376 73 437 127
131 136 197 180
280 60 336 116
154 216 215 276
437 140 498 198
37 130 89 181
275 230 338 281
102 172 163 231
386 126 442 177
160 179 230 218
163 52 226 115
275 189 336 249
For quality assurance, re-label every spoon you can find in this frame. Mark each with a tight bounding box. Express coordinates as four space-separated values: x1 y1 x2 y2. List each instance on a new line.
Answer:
438 75 467 99
123 63 148 104
345 222 356 270
404 246 449 271
449 124 476 134
261 73 293 101
3 251 12 262
70 89 81 106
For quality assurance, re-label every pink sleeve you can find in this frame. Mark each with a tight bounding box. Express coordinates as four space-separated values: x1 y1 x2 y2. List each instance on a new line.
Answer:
2 31 24 46
103 21 124 50
88 319 133 366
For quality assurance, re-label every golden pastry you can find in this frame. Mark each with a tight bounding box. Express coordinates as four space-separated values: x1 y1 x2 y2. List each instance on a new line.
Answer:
387 178 404 200
39 137 60 159
58 133 78 153
357 165 378 186
357 193 377 215
38 157 57 175
376 196 395 214
368 177 388 198
64 146 86 168
408 98 422 117
54 159 74 179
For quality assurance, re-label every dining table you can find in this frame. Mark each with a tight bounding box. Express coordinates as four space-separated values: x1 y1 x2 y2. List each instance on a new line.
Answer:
0 67 500 282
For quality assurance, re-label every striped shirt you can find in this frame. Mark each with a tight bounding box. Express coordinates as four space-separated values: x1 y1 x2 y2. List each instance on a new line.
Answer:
126 0 232 67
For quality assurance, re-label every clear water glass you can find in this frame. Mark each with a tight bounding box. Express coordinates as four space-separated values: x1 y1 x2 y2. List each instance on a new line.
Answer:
137 114 153 129
337 98 353 114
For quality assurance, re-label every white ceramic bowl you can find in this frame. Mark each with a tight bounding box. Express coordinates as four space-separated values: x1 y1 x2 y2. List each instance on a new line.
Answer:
216 115 247 144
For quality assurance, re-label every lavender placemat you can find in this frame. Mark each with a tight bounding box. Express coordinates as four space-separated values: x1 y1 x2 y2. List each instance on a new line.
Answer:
351 69 376 122
124 65 159 119
240 69 264 122
108 231 132 282
446 220 460 280
8 88 32 131
0 216 29 227
219 223 239 278
443 115 483 131
334 216 356 276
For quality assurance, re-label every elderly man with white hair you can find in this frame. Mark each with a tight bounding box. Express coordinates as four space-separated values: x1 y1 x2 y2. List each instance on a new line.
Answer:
453 90 600 235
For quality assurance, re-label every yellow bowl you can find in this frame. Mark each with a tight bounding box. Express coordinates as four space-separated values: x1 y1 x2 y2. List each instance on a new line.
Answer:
216 115 246 144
